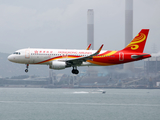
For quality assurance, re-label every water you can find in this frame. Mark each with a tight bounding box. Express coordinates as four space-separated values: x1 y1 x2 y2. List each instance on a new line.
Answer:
0 88 159 120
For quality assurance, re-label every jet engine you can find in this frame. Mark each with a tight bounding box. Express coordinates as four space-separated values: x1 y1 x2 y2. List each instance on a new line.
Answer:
49 61 66 70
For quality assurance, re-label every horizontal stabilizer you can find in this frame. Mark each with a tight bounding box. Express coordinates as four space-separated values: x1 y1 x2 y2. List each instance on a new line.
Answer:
131 54 150 59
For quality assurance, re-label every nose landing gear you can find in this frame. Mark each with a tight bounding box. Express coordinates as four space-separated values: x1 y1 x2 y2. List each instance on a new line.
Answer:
25 64 29 73
72 66 79 74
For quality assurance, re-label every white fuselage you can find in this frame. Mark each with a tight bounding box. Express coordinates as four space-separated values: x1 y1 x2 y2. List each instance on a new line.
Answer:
8 48 106 66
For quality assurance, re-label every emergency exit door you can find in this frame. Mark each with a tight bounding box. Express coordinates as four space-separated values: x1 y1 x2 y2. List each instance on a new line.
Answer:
119 52 124 61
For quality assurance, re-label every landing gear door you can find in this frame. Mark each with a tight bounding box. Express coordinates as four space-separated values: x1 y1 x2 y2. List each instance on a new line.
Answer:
119 52 124 61
25 50 30 58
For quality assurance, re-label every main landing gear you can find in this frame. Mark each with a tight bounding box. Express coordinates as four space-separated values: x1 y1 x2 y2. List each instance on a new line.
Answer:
72 66 79 74
25 64 29 73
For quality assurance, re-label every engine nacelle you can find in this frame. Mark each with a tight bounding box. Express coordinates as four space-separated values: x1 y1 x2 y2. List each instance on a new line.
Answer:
49 61 66 70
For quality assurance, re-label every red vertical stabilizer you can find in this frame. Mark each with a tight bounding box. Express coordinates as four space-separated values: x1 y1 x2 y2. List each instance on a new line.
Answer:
121 29 149 53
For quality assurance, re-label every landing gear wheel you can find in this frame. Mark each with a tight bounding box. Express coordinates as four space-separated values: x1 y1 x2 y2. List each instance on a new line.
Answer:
72 69 75 74
25 69 28 73
72 69 79 74
25 64 29 73
75 70 79 74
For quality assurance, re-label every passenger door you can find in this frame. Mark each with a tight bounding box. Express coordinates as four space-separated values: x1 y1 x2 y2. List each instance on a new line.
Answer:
25 50 30 59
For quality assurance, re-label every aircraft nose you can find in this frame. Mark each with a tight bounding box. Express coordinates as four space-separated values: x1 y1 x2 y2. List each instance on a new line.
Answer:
8 55 15 62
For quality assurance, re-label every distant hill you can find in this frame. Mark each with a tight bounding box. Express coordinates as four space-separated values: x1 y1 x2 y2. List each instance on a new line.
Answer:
0 52 49 77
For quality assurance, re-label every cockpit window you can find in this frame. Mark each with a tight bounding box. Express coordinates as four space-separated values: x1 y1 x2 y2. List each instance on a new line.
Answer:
13 52 21 55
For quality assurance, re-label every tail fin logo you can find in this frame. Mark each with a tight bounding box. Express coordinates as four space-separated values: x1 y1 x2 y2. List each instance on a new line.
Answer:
126 33 146 50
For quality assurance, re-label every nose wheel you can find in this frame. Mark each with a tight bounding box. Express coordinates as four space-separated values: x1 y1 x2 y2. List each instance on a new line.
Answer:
72 66 79 74
25 69 28 72
25 64 29 73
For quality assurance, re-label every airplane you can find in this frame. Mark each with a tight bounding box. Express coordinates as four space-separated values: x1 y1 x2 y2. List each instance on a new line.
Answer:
8 29 151 74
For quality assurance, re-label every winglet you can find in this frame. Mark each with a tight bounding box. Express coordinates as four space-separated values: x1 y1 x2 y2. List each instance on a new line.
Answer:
86 44 91 50
97 44 104 53
91 44 104 56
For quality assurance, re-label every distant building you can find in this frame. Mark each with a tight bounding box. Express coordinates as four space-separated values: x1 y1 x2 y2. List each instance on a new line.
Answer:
144 57 160 73
79 76 107 87
124 0 134 71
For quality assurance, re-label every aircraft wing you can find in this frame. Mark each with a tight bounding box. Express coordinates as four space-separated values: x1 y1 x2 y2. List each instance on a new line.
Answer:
62 44 103 66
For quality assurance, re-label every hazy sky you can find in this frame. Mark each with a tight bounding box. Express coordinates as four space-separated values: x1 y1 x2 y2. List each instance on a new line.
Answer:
0 0 160 53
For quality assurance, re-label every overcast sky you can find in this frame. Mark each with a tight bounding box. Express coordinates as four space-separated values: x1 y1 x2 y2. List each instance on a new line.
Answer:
0 0 160 53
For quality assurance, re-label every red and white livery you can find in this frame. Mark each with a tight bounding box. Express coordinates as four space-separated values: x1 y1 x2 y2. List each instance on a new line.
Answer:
8 29 151 74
